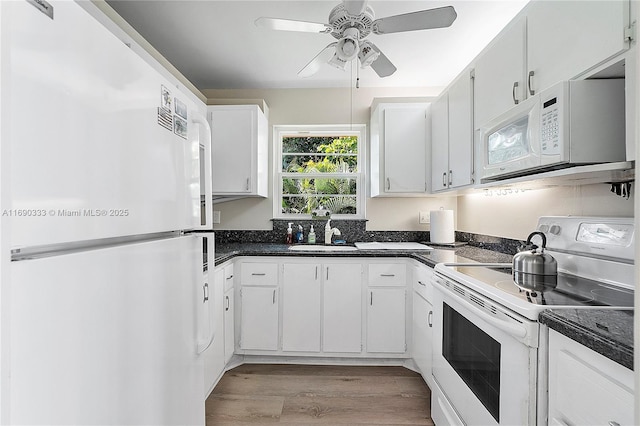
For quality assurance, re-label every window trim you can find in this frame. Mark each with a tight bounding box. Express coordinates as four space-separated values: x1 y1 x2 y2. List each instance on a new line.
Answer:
273 124 366 220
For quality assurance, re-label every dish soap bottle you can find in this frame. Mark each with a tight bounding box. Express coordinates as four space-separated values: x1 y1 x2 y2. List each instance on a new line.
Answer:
286 222 293 244
308 225 316 244
296 225 304 243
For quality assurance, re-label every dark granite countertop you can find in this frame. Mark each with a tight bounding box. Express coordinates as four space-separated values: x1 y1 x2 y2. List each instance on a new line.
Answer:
539 309 634 370
214 242 513 267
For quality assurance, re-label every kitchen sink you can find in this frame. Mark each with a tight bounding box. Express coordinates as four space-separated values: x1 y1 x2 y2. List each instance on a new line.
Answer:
288 245 358 251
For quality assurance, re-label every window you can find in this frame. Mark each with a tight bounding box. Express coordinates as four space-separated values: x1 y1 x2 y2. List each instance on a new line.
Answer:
274 125 365 219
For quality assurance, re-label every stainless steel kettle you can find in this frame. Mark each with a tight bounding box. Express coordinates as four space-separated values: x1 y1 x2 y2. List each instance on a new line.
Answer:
513 231 558 293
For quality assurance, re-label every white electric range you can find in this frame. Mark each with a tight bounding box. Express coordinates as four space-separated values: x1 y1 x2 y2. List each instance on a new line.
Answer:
430 216 634 426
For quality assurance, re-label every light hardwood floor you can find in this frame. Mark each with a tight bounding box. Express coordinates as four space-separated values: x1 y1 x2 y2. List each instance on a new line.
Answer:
206 364 434 425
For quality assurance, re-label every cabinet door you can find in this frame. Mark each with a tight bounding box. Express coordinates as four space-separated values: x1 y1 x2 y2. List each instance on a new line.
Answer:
282 263 321 352
431 93 449 192
527 0 629 95
383 106 427 193
412 292 433 387
223 288 234 364
367 288 406 353
240 287 279 351
204 267 226 396
474 16 526 128
548 330 634 426
447 71 474 188
323 263 362 353
210 107 255 194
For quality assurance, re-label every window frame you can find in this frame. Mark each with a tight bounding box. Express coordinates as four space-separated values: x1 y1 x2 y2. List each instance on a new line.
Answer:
273 124 366 220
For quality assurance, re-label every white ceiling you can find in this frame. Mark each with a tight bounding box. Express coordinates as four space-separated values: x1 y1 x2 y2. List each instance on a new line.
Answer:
106 0 530 91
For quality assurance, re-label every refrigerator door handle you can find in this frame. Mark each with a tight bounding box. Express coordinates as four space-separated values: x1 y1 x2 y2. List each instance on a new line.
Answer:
191 112 213 230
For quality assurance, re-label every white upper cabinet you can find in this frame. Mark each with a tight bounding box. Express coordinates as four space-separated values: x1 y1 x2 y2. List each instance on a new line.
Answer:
370 102 430 196
474 16 527 129
431 71 474 192
474 0 630 130
526 0 629 96
208 105 268 197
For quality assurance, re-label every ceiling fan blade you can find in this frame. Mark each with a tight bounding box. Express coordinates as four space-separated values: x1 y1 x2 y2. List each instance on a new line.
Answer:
298 43 337 78
373 6 457 35
255 17 331 33
368 43 397 77
343 0 368 16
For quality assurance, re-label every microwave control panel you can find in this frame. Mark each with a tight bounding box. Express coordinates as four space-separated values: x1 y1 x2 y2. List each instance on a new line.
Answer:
541 97 561 155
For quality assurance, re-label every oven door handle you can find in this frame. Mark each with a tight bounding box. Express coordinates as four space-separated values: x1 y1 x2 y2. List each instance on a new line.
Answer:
436 280 528 340
462 294 527 339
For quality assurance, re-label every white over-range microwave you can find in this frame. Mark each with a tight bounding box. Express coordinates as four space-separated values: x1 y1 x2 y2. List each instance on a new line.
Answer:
480 79 626 182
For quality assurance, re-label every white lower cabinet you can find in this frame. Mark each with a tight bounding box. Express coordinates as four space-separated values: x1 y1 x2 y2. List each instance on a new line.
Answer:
223 287 235 364
412 264 434 386
240 286 279 350
204 265 226 396
323 263 363 353
367 287 406 353
236 257 410 358
282 261 363 354
548 329 634 426
239 261 279 351
282 263 321 352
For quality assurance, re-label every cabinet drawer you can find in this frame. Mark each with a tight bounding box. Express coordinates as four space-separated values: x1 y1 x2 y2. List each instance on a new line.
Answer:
413 264 434 301
241 262 277 286
368 263 406 286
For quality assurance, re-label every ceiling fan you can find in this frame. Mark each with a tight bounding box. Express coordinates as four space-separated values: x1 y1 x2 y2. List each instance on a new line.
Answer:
255 0 457 78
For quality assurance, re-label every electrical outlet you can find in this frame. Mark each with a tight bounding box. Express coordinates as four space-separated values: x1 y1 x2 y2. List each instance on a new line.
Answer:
419 211 429 224
213 210 221 224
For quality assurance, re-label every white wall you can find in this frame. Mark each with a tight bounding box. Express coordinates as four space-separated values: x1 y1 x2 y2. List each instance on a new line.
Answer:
204 86 458 231
457 184 634 240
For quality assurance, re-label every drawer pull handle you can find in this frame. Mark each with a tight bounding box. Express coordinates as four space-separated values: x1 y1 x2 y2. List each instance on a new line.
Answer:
380 274 395 277
226 274 233 280
418 280 426 286
251 273 266 276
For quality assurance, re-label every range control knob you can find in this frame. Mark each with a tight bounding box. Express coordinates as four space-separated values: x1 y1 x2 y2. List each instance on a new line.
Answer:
538 224 550 233
549 225 561 235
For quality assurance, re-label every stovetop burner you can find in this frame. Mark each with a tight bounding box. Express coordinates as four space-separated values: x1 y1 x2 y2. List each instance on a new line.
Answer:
448 265 634 308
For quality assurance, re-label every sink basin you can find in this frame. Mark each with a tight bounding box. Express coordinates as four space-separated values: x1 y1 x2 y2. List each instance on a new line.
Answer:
288 245 358 251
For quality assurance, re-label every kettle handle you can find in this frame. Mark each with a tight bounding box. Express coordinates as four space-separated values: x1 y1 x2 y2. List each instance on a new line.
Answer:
526 231 547 250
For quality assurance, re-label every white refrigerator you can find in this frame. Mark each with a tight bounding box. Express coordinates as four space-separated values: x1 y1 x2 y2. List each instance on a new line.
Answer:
1 1 214 424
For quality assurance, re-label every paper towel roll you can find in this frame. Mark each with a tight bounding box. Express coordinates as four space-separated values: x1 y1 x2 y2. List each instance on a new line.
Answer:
430 210 455 244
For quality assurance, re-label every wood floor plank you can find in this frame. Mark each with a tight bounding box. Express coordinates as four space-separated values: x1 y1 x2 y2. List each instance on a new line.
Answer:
279 395 433 425
205 394 284 425
213 373 408 398
230 363 418 377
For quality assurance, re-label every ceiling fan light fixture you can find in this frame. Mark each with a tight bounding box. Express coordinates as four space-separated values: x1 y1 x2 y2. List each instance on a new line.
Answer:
336 27 360 61
358 41 379 67
328 52 348 70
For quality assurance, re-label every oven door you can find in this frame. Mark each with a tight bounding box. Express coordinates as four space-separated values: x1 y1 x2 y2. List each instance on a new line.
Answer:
432 278 538 426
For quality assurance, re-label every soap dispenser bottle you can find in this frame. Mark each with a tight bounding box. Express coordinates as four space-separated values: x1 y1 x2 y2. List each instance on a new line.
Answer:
324 219 332 245
308 225 316 244
296 225 304 243
286 222 293 244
